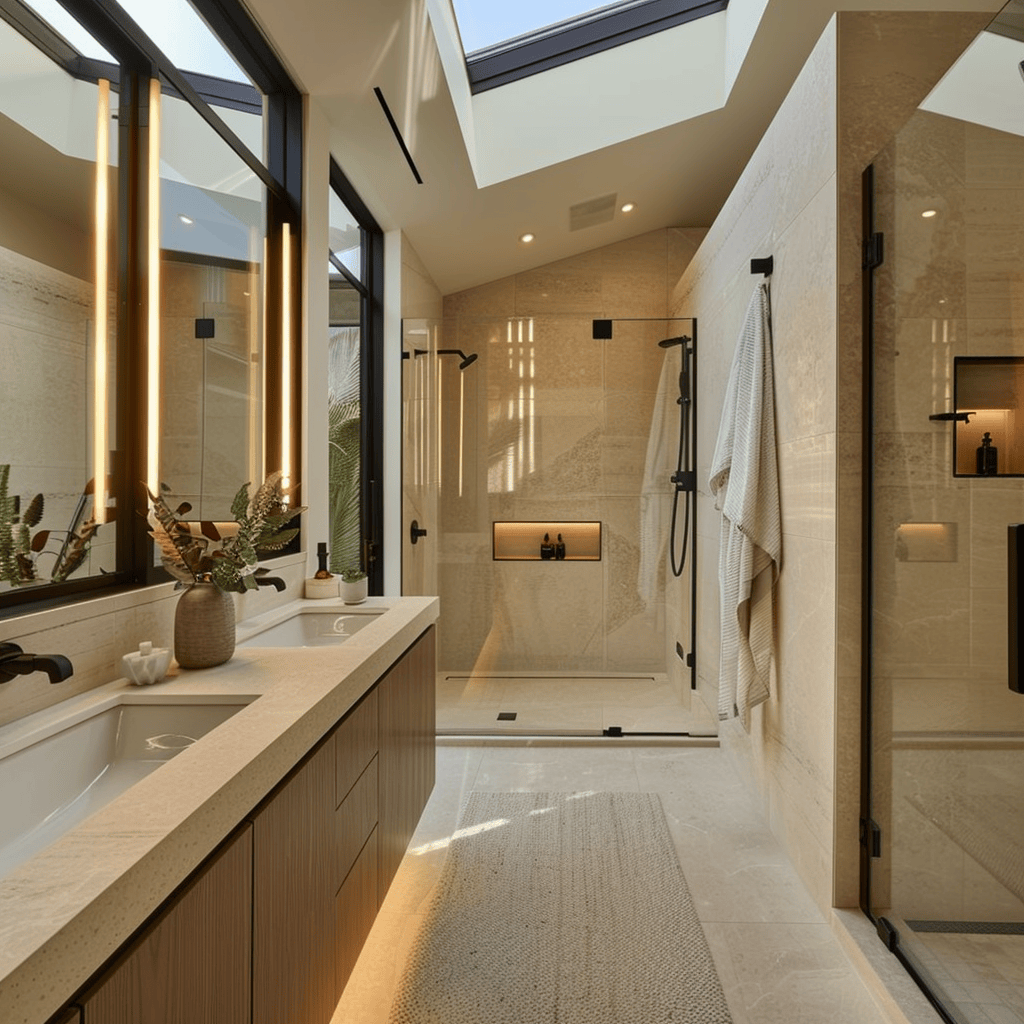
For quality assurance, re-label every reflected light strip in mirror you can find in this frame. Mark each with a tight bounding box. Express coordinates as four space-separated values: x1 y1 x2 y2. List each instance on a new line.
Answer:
248 231 260 487
281 222 292 500
93 79 110 522
147 78 162 495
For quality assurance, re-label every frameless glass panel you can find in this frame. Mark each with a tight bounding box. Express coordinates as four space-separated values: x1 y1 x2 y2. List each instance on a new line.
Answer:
868 7 1024 1022
406 315 699 737
18 0 115 61
0 16 117 591
114 0 251 84
451 0 619 52
328 191 362 281
158 89 265 522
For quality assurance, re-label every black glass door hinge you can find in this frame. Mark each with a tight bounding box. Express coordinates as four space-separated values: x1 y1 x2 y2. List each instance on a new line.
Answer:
863 232 884 270
860 818 882 858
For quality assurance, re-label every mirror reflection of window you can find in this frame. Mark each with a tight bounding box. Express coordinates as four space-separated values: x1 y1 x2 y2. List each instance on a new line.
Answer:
0 14 117 591
157 90 266 522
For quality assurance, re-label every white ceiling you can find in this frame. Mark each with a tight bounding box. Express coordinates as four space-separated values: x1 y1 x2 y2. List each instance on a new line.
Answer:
242 0 1005 296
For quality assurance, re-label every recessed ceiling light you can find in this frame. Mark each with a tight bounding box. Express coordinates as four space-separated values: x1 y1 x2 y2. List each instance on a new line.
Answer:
621 202 636 213
178 214 194 226
921 209 937 218
520 232 535 243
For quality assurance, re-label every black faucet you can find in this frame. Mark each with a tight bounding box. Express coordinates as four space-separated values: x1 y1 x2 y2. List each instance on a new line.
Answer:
0 642 74 685
255 576 286 592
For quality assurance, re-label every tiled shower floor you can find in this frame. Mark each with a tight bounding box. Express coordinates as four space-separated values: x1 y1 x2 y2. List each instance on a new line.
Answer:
436 672 706 736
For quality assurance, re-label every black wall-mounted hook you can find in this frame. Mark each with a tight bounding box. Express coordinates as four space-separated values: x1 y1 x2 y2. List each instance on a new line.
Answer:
750 256 773 277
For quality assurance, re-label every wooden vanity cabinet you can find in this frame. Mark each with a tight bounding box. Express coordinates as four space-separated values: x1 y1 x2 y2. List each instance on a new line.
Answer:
80 826 253 1024
70 625 435 1024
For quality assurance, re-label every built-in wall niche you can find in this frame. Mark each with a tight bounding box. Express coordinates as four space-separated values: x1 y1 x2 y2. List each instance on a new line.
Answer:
953 357 1024 476
492 521 601 561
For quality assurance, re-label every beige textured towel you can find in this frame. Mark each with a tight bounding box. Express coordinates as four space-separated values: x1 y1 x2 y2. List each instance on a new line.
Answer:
708 283 781 727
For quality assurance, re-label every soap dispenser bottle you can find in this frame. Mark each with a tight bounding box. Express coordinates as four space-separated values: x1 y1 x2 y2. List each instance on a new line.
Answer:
540 533 554 559
555 533 566 560
977 432 998 476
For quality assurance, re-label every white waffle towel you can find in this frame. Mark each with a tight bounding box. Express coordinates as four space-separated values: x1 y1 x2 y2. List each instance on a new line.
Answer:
708 283 781 727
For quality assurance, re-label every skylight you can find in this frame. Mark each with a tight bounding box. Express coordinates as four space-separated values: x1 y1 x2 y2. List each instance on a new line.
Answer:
450 0 614 54
449 0 728 94
19 0 251 84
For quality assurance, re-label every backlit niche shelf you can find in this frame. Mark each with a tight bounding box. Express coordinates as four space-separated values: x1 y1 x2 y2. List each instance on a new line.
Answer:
492 522 601 561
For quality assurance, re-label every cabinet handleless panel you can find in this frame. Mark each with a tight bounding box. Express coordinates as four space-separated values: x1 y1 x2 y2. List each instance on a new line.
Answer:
336 687 378 806
335 827 379 997
335 755 378 894
252 736 336 1024
80 826 252 1024
378 626 436 902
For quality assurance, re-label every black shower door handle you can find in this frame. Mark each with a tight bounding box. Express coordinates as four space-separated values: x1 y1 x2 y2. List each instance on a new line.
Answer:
1009 524 1024 693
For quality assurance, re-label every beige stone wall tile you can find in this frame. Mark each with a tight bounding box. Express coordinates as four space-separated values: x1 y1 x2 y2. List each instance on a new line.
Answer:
513 249 604 316
401 233 443 320
443 276 516 318
598 230 669 318
778 433 836 543
966 187 1024 320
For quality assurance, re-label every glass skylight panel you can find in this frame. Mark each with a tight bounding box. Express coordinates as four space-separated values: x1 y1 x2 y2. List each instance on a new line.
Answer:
451 0 618 54
18 0 115 62
114 0 251 84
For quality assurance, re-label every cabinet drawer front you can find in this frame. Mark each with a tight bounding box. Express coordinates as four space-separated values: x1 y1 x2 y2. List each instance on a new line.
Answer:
335 827 379 998
335 755 378 893
335 688 378 806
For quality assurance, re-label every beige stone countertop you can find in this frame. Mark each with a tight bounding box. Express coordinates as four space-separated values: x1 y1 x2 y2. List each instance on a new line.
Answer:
0 595 439 1024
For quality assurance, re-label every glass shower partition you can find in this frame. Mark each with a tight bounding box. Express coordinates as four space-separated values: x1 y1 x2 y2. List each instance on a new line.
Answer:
866 11 1024 1020
402 314 705 737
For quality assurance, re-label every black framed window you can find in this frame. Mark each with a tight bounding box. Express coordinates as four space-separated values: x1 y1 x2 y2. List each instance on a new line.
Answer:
328 159 384 595
0 0 302 612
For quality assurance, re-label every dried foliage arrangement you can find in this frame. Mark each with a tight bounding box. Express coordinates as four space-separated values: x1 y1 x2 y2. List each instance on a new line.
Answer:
147 470 306 593
0 464 101 586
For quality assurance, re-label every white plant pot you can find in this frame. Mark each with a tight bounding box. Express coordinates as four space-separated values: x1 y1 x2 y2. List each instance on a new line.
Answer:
340 578 368 604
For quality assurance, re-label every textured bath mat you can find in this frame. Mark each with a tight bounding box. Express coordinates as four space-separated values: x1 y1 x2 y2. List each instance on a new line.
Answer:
388 791 733 1024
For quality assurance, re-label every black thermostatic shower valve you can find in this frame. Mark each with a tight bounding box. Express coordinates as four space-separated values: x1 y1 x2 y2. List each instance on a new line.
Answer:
195 318 215 339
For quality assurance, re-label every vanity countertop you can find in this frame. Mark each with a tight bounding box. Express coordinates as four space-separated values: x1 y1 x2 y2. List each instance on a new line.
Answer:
0 595 439 1024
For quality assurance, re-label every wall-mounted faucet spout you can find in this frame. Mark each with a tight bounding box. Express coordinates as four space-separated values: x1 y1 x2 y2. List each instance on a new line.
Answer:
0 642 74 684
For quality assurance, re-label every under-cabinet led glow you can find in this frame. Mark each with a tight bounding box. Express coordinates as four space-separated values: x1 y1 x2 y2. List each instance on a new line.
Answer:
146 78 161 495
93 79 110 523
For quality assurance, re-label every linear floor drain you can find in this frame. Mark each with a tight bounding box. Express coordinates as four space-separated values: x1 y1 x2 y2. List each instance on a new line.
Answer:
496 711 517 721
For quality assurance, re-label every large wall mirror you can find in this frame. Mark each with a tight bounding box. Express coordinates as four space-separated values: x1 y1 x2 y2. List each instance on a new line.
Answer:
0 0 301 603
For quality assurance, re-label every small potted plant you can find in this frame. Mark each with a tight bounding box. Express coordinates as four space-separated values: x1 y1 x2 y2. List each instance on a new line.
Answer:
338 567 368 604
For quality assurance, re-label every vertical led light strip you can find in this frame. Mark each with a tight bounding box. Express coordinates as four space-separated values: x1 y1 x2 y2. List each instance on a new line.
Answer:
93 79 110 521
280 222 292 496
146 78 162 495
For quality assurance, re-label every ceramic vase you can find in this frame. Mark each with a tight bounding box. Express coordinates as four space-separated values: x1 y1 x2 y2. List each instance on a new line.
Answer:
174 580 235 669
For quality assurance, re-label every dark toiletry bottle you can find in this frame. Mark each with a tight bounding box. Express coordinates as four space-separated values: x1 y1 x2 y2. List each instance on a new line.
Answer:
555 533 566 560
315 541 333 579
540 533 554 559
977 432 998 476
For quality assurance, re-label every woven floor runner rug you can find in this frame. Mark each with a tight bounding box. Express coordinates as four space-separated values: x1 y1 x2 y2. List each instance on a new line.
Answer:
388 791 733 1024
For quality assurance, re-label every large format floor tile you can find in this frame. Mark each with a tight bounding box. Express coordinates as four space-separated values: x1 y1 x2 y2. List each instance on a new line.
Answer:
332 744 895 1024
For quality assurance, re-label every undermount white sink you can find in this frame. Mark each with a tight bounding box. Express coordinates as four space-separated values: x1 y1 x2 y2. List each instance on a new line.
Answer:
0 696 252 879
237 608 383 648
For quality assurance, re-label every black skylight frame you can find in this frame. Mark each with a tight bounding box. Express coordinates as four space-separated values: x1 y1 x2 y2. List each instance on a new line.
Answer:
464 0 728 94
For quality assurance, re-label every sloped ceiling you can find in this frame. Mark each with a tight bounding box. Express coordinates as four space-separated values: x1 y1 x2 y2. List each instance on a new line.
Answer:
243 0 1003 295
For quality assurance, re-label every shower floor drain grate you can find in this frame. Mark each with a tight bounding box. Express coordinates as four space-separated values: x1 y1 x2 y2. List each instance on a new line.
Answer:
496 711 518 721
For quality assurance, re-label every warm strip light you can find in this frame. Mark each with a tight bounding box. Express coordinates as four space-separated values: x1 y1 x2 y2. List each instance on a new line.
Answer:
93 79 110 522
280 222 291 496
146 78 162 495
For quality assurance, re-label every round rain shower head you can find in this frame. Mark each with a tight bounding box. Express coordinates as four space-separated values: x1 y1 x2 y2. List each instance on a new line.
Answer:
437 349 478 370
658 335 691 349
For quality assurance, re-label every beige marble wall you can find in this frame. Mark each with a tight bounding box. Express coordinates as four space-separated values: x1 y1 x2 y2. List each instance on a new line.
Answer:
668 12 990 915
401 235 443 599
436 228 704 675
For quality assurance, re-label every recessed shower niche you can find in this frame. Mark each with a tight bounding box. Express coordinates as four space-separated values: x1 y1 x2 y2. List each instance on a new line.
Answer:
950 356 1024 476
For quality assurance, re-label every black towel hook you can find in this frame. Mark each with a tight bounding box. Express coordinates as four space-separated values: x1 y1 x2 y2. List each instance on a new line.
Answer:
750 256 773 277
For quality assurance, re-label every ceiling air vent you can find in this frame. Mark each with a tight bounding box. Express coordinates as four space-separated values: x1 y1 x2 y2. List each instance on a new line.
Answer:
569 193 617 231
